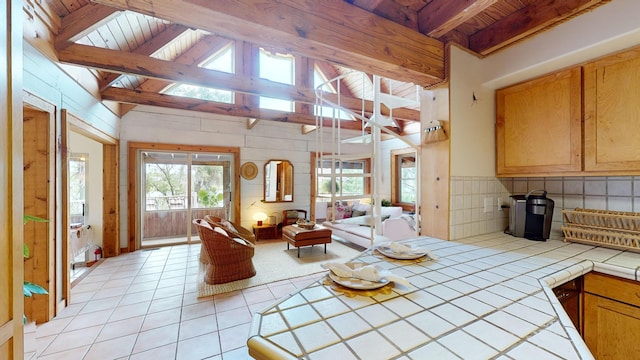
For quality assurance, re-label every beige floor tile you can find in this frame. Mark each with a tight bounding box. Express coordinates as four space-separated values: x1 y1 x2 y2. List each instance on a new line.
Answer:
176 332 221 360
219 323 251 353
179 314 218 341
131 323 180 354
41 325 102 356
140 307 182 331
84 333 137 360
96 315 145 342
129 343 177 360
30 243 287 359
37 345 90 360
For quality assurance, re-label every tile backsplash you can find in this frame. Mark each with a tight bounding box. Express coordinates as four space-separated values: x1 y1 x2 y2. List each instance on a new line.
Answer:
449 176 640 241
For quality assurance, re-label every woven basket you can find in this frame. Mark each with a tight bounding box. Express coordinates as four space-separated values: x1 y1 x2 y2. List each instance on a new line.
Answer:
562 208 640 253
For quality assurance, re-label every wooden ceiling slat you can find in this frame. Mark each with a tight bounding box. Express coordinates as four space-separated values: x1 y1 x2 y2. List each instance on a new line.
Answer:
91 0 444 86
469 0 604 55
417 0 499 38
55 3 121 49
123 11 145 48
107 16 131 51
97 23 189 90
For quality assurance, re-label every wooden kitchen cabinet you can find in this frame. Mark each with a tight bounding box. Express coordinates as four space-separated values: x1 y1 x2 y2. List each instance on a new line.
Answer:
583 46 640 172
495 67 582 177
583 272 640 359
496 45 640 177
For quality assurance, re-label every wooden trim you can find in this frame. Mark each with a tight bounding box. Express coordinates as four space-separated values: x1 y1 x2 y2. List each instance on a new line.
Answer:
2 1 24 356
22 93 56 324
103 144 119 258
390 148 417 211
127 142 241 251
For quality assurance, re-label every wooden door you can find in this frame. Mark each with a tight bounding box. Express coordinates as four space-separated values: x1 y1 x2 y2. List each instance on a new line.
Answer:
584 47 640 172
1 0 24 357
496 67 582 176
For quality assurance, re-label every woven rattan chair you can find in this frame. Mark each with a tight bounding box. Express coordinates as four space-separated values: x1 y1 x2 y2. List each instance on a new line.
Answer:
204 215 256 244
193 219 256 285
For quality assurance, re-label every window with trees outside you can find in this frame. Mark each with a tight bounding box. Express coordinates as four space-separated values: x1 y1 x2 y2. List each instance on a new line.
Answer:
391 149 417 211
317 159 370 199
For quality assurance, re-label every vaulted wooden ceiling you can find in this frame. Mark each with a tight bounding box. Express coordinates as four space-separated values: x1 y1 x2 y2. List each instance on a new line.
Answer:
33 0 608 133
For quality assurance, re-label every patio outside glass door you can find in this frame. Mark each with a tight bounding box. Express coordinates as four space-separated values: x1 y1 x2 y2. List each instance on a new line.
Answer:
141 150 233 247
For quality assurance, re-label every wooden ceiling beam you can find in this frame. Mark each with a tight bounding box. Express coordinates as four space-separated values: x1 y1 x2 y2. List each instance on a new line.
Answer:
91 0 444 86
469 0 604 55
101 87 363 130
55 3 122 49
418 0 499 38
58 44 420 121
132 36 234 93
98 23 191 90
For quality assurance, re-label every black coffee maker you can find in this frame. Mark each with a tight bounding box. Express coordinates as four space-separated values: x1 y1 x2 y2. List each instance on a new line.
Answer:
508 190 554 240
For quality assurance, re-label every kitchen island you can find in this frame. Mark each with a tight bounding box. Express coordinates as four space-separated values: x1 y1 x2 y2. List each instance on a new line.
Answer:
247 232 640 359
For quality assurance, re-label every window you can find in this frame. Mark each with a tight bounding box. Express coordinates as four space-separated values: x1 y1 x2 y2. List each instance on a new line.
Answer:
392 149 416 210
69 154 88 225
259 48 294 111
317 159 369 198
165 44 235 104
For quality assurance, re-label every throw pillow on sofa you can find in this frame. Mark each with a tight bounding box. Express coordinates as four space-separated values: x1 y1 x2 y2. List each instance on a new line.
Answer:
334 201 352 220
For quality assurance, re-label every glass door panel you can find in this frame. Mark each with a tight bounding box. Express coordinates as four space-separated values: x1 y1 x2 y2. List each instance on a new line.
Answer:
142 151 189 247
141 150 235 247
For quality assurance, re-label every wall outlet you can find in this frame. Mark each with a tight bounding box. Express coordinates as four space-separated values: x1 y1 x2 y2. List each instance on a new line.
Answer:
483 197 493 213
497 197 503 211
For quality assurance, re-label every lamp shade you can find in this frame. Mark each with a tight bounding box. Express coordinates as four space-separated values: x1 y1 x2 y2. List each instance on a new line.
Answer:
254 212 268 225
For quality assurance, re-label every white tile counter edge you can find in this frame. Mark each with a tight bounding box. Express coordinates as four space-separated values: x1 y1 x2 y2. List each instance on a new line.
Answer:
540 259 639 360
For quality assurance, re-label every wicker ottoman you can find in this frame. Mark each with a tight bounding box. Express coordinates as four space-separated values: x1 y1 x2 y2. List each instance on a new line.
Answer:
282 225 332 257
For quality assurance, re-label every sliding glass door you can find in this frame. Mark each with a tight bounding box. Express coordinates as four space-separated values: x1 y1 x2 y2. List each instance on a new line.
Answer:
141 150 233 247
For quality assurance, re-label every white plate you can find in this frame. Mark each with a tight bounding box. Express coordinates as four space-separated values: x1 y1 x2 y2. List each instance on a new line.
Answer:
377 246 427 260
326 263 389 290
328 272 390 290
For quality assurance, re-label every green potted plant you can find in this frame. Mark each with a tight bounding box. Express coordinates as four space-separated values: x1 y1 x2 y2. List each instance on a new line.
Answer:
22 215 48 323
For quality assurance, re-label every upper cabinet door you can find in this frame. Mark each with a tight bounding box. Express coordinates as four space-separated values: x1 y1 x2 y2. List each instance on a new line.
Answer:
584 48 640 172
496 67 582 177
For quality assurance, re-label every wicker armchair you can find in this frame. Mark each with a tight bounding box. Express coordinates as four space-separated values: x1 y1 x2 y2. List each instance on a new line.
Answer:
204 215 256 244
193 219 256 284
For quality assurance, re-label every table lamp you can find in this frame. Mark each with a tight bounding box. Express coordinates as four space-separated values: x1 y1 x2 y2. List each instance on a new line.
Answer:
254 212 267 226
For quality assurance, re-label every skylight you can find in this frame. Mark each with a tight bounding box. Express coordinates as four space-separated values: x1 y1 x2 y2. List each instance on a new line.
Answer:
165 44 234 103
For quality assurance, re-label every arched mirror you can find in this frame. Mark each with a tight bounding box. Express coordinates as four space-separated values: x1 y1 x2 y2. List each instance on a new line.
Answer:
264 160 293 202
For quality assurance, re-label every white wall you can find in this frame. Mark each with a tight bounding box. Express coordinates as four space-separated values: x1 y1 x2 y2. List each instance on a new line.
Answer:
118 106 380 248
449 47 494 177
69 132 104 248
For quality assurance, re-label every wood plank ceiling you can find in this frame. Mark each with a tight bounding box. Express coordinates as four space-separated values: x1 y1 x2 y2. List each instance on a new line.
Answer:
39 0 608 133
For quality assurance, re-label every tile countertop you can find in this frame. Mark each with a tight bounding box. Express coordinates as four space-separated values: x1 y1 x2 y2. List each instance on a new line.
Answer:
247 232 640 360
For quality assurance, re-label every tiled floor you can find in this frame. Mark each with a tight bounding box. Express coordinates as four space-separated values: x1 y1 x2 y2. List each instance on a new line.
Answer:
26 244 323 360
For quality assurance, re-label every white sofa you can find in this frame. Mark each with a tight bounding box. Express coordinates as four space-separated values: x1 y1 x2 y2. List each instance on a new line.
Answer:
321 203 417 249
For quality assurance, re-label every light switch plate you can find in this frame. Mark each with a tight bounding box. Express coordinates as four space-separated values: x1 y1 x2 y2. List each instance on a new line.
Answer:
484 197 493 213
